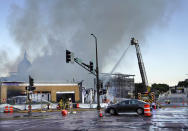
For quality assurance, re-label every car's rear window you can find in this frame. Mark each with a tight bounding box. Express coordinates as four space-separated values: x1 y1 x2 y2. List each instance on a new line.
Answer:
130 100 138 104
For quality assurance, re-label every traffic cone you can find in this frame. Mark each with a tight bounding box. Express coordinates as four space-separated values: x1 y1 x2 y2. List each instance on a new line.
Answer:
99 109 103 117
61 110 68 116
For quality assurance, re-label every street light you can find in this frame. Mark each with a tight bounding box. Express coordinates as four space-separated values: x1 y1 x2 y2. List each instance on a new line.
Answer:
91 33 101 110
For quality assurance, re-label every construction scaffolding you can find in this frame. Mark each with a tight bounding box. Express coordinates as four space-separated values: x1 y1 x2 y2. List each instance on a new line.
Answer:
109 74 134 98
94 73 135 102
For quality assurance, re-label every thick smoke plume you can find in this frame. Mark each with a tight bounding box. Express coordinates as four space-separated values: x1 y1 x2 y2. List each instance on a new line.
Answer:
5 0 179 87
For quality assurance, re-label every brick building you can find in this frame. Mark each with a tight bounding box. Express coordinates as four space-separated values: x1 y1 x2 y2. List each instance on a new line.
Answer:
0 81 81 103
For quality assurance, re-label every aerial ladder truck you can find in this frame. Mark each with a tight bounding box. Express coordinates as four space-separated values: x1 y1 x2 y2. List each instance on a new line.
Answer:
131 38 155 103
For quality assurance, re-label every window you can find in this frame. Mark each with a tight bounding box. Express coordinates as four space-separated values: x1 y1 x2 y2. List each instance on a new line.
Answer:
130 100 138 104
120 100 129 105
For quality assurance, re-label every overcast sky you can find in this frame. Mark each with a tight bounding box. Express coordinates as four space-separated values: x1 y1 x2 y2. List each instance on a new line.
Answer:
0 0 188 86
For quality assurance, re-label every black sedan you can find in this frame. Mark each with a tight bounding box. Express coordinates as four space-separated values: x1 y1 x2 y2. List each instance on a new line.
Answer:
105 99 150 115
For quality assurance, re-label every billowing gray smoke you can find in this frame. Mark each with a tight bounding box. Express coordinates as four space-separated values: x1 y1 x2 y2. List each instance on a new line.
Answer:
0 51 9 74
6 0 179 87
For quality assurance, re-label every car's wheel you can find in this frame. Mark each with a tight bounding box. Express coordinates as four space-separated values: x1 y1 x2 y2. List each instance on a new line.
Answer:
136 108 143 115
109 108 116 115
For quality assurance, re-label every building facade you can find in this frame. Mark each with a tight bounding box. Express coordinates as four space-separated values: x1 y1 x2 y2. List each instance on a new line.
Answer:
0 82 81 103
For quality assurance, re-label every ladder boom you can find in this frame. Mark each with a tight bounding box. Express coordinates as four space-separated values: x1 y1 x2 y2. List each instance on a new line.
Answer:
131 38 148 88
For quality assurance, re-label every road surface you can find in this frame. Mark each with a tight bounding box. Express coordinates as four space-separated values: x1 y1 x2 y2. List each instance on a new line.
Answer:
0 107 188 131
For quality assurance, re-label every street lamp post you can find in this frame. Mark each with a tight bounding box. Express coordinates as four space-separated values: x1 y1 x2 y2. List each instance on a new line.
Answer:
91 34 101 110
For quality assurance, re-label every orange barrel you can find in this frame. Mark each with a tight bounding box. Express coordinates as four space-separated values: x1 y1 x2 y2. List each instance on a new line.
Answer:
4 106 9 113
76 103 79 108
144 104 151 117
61 110 68 116
9 106 13 113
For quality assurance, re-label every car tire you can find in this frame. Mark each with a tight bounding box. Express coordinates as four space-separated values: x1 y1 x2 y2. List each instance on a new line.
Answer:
109 108 116 115
136 108 143 115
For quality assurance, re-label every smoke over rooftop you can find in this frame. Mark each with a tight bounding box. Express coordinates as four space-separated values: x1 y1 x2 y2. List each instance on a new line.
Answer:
3 0 179 87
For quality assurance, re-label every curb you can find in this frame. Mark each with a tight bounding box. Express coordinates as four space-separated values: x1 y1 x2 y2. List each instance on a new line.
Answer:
16 108 99 113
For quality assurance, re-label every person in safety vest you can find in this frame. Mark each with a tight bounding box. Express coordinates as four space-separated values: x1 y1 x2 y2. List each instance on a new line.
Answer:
59 99 63 109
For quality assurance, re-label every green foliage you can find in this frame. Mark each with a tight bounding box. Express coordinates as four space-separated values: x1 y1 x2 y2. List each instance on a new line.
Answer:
135 83 147 93
177 81 188 87
151 83 169 93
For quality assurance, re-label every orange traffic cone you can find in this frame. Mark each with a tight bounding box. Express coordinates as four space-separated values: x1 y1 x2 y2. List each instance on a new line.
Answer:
99 109 103 117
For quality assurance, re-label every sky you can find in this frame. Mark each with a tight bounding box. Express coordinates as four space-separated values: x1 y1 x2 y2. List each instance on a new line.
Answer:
0 0 188 87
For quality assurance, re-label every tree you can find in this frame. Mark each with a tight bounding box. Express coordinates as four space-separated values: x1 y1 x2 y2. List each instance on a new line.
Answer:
177 81 188 87
151 83 169 93
135 83 147 93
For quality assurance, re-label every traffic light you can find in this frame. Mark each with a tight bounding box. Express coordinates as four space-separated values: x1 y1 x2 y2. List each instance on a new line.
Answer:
99 90 103 95
102 89 107 94
66 50 71 63
29 76 34 86
100 81 103 89
99 89 107 95
29 86 36 91
89 61 93 72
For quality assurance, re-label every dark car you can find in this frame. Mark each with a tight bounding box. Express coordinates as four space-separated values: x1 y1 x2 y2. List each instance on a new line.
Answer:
105 99 150 115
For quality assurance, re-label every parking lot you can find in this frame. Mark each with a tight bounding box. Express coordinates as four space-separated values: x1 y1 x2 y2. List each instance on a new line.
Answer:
0 107 188 131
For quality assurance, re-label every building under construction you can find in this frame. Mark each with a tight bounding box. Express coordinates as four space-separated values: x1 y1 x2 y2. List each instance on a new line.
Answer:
96 73 135 100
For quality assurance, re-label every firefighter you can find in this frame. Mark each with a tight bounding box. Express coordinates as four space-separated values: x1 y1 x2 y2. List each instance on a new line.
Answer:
68 98 73 113
59 99 63 109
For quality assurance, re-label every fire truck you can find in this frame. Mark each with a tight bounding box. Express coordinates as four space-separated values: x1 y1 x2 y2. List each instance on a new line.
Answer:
131 38 155 103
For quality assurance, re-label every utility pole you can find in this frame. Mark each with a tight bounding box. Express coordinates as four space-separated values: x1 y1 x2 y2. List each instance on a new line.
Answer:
91 34 101 110
65 34 101 110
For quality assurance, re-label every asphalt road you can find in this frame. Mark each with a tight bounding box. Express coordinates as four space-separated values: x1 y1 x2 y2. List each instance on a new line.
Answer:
0 107 188 131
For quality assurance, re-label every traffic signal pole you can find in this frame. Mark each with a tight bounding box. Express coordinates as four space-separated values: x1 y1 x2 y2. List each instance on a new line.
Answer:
91 34 101 110
65 34 101 110
74 58 96 76
25 76 36 113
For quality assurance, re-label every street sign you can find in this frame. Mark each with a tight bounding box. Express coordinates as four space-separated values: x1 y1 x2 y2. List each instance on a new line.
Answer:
25 86 36 91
